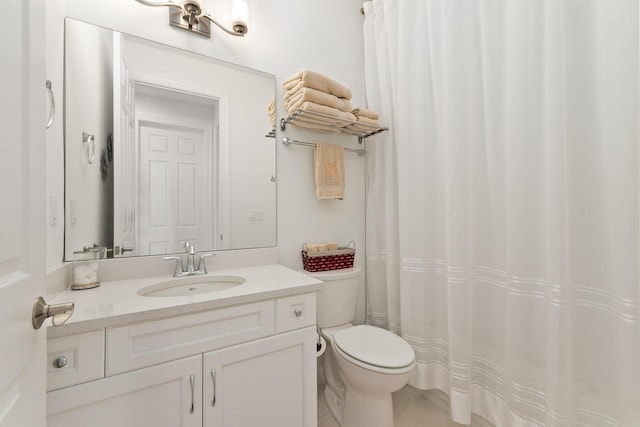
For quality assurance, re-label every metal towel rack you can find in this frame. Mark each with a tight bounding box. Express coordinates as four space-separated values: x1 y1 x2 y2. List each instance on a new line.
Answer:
281 137 366 157
280 109 388 144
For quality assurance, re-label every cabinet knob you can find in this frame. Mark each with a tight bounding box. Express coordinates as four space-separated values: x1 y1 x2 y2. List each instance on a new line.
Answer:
294 309 302 318
54 356 68 369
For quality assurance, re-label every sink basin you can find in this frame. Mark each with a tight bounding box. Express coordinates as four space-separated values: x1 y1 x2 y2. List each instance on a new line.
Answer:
137 275 246 298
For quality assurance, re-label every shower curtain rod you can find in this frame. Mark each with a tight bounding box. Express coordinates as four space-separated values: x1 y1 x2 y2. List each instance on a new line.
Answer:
281 137 366 157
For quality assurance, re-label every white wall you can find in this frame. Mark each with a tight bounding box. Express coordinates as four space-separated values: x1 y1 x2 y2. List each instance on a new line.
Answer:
45 0 367 322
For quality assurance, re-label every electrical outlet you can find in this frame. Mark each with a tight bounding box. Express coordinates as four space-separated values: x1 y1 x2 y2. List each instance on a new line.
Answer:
248 209 263 221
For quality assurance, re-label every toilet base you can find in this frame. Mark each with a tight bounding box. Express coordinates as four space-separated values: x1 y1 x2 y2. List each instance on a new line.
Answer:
324 384 345 425
341 387 394 427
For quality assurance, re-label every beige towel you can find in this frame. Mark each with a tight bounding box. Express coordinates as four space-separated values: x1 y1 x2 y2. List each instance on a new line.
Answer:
326 242 339 251
305 243 321 252
286 120 343 133
283 69 352 100
355 116 380 126
298 101 357 124
285 87 354 115
314 143 345 200
267 96 276 128
352 107 380 120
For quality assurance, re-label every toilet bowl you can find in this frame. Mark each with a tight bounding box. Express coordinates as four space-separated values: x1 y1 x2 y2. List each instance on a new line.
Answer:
308 268 416 427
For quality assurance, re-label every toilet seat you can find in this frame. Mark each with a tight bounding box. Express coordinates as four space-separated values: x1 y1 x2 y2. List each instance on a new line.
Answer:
332 325 415 374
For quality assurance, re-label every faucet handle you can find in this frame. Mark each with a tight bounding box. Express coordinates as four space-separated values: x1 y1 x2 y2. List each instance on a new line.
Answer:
163 256 183 276
198 253 215 274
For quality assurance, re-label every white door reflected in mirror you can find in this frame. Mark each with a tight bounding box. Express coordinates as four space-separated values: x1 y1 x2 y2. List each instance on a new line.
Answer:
64 18 276 260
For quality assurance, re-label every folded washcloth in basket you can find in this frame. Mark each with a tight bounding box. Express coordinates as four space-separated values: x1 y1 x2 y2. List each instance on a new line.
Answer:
283 69 352 100
314 143 345 200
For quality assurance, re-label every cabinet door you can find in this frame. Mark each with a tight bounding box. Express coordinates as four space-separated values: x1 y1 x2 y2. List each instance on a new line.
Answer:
47 355 202 427
204 326 317 427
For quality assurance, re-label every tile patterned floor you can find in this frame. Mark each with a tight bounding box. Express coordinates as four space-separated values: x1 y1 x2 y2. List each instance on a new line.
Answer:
317 385 468 427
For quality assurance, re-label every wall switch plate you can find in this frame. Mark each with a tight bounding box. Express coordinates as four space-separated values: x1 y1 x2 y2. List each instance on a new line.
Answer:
49 195 58 225
70 199 77 225
248 209 263 221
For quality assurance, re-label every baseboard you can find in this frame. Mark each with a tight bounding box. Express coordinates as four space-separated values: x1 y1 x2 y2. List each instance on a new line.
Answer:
414 388 495 427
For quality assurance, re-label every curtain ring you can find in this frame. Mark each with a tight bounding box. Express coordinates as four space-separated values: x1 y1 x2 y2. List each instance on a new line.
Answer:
82 132 96 164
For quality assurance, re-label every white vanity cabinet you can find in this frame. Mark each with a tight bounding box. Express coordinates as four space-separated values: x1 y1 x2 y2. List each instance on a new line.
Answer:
204 327 317 427
47 354 203 427
46 292 318 427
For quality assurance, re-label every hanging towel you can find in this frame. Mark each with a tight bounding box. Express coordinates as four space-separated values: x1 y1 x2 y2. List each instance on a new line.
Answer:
267 96 276 128
283 69 352 100
285 87 354 115
314 143 345 200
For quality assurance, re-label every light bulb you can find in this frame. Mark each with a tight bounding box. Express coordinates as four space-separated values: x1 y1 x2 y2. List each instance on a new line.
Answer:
231 0 249 34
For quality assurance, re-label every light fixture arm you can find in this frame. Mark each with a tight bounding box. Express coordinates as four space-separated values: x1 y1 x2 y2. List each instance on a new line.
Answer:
134 0 183 8
133 0 248 38
202 12 246 37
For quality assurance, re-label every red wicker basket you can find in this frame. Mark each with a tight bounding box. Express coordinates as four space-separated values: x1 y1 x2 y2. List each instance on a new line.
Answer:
301 241 356 272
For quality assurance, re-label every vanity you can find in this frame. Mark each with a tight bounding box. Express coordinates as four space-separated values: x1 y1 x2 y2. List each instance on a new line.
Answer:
45 264 322 427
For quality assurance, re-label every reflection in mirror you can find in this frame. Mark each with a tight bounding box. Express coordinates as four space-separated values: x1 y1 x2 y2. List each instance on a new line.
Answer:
64 18 276 261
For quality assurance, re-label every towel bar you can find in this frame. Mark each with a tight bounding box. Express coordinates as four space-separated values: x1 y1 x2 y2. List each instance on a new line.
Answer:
282 137 366 157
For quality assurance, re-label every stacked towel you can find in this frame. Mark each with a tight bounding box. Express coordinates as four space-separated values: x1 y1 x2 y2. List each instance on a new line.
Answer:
351 107 381 131
314 143 345 200
267 96 276 129
284 69 352 99
283 70 356 130
352 107 379 121
285 87 353 115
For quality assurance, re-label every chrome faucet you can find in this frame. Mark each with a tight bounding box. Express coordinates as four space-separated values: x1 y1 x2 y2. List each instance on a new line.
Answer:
163 242 214 277
184 241 196 273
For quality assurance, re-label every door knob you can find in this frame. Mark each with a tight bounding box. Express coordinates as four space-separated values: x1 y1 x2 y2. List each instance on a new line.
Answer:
32 297 74 329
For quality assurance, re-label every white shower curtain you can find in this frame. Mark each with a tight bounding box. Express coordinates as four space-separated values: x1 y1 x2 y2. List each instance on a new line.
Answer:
363 0 639 426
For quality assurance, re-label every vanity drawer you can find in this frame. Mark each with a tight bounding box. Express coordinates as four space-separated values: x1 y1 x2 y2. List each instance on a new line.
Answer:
276 292 316 333
106 300 276 375
47 330 105 392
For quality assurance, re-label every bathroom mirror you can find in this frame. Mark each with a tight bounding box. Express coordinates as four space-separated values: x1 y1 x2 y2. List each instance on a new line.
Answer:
64 18 276 260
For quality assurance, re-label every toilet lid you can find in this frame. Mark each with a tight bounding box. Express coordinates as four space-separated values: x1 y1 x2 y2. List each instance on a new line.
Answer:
332 325 415 369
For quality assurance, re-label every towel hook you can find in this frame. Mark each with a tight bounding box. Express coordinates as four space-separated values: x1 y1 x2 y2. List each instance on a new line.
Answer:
46 80 55 129
82 132 96 164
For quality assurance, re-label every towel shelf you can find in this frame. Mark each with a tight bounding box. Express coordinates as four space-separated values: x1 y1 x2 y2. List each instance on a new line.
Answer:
282 137 366 157
280 108 388 143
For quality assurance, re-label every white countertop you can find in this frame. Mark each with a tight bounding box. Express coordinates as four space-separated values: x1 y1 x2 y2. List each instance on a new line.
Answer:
47 264 322 338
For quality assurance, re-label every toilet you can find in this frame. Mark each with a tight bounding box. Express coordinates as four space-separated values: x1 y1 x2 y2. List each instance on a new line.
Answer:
309 267 415 427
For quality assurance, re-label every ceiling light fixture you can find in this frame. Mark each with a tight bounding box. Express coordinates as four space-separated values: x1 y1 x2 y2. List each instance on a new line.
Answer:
134 0 249 38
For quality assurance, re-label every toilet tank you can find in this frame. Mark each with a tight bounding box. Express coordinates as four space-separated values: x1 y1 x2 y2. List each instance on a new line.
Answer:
307 267 362 329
